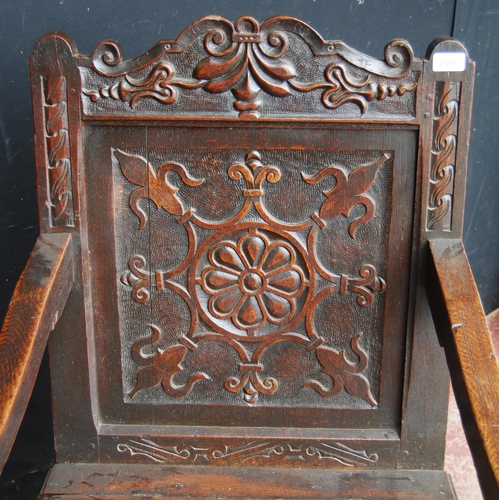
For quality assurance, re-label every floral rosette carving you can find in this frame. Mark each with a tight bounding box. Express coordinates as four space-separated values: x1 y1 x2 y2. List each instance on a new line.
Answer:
199 229 307 337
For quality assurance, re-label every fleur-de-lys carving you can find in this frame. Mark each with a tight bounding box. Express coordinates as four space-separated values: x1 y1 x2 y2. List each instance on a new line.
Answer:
129 325 209 398
304 333 377 407
194 16 296 117
303 153 388 238
114 149 204 229
120 255 151 303
225 367 278 405
340 265 386 308
228 150 281 195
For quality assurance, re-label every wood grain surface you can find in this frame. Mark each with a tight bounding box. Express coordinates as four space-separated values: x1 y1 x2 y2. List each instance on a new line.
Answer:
427 238 499 499
0 232 73 473
39 463 458 499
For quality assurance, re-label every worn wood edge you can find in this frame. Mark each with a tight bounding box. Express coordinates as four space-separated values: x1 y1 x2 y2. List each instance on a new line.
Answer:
39 463 457 499
0 232 73 473
426 238 499 499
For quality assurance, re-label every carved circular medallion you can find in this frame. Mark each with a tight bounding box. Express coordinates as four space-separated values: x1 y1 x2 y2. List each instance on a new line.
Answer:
190 224 313 341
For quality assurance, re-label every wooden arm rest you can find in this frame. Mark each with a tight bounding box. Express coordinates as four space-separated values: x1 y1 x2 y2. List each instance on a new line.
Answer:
426 238 499 499
0 232 73 473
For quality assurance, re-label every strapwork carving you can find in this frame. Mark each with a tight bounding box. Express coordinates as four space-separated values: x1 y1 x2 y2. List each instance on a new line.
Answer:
84 16 417 118
118 149 388 405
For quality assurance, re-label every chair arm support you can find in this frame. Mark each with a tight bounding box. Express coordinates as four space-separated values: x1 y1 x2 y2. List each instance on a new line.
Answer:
426 238 499 499
0 232 73 473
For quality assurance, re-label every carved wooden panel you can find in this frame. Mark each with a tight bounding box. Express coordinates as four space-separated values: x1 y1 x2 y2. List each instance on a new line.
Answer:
83 125 415 433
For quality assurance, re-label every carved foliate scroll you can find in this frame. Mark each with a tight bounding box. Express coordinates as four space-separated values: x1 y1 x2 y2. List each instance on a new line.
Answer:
427 81 460 231
117 437 379 467
43 77 74 227
115 147 390 408
80 16 418 119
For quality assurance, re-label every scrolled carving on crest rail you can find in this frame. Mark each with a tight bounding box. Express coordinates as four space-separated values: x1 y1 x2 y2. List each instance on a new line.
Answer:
117 437 380 467
84 16 416 117
43 76 74 227
192 16 297 117
83 62 203 107
427 81 459 231
90 17 413 78
290 64 417 114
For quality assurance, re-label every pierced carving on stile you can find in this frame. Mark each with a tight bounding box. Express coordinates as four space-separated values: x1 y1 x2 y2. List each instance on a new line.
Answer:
83 16 416 117
117 437 380 467
43 77 74 227
119 150 387 405
427 81 459 231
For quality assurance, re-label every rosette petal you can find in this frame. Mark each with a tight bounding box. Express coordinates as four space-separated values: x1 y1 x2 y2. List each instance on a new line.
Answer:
261 245 291 273
203 269 238 293
240 235 266 268
260 292 292 323
212 245 246 272
267 269 302 296
235 295 264 329
210 289 243 318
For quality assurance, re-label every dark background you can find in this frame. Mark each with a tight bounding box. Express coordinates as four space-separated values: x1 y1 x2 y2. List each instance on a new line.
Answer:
0 0 497 498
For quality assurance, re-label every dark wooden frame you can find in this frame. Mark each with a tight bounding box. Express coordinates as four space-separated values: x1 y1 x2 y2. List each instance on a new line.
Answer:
0 16 497 499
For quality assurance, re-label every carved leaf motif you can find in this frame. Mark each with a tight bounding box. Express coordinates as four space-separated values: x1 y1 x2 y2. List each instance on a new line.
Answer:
190 18 297 117
129 326 209 398
303 153 388 238
43 77 74 227
115 149 203 229
115 149 147 186
304 333 377 407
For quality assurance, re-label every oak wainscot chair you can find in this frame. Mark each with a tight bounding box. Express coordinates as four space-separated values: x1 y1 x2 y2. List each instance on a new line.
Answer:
0 16 498 500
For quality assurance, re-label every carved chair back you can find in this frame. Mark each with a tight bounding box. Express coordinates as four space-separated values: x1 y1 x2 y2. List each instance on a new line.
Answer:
30 18 473 475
